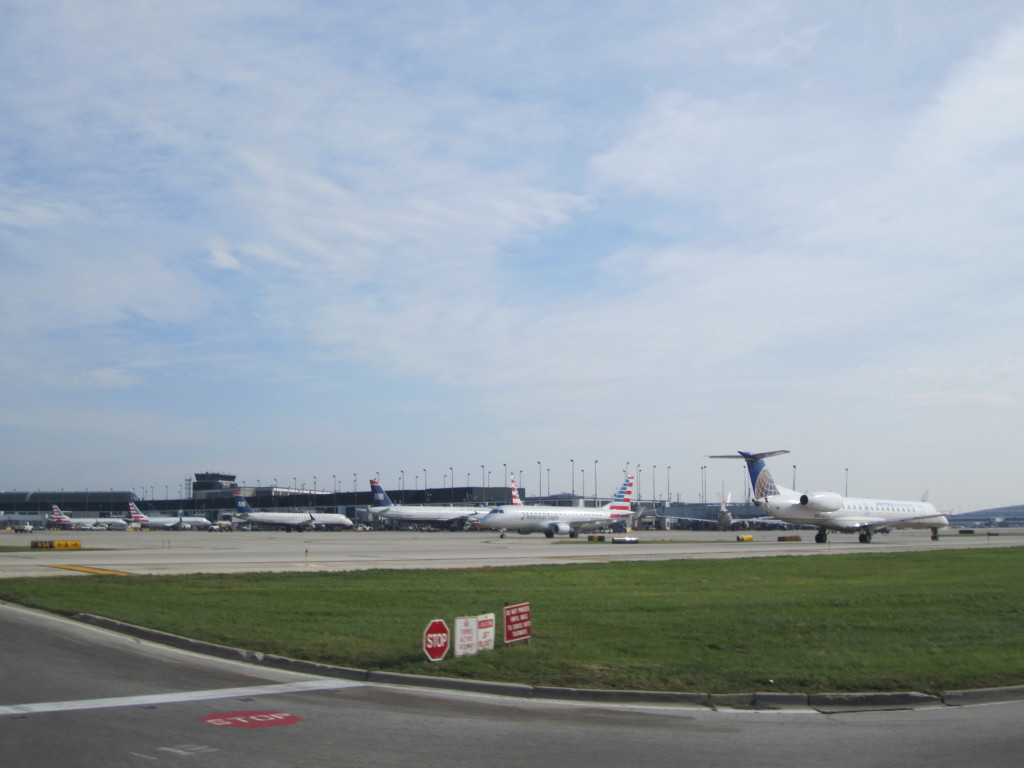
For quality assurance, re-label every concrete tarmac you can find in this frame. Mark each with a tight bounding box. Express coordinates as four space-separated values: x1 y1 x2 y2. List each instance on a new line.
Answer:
1 527 1021 578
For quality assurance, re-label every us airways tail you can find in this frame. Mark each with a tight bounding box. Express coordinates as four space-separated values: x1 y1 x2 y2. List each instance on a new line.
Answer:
369 480 393 509
711 450 947 543
233 490 257 518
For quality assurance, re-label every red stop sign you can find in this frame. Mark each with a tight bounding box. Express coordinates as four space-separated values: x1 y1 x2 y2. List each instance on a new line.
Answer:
423 618 450 662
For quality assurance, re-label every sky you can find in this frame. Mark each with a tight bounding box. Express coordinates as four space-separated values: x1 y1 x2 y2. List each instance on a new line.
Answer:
3 1 1023 513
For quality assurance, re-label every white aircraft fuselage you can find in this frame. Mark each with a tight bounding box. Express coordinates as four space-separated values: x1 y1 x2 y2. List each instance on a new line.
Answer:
478 474 635 539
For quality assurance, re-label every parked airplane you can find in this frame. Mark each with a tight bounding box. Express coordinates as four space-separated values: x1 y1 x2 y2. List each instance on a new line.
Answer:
50 505 129 530
478 474 636 538
370 473 520 528
232 491 353 530
710 450 948 543
128 503 215 530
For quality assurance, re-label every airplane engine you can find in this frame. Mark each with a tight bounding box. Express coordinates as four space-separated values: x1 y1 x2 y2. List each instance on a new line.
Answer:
799 492 843 512
548 522 572 536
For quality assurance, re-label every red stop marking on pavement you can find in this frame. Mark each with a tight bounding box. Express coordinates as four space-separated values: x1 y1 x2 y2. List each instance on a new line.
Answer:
202 710 301 728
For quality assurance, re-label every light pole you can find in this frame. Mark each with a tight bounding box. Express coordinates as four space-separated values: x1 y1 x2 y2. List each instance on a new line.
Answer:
845 467 849 496
537 461 541 501
580 469 585 502
667 466 671 506
792 465 796 489
570 459 575 497
594 460 598 503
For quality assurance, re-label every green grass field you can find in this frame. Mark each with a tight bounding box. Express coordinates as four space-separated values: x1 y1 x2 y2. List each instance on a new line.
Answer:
1 548 1021 693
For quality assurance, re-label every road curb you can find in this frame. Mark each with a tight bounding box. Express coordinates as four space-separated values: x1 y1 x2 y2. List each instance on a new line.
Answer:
808 691 943 711
942 685 1024 706
70 613 1024 711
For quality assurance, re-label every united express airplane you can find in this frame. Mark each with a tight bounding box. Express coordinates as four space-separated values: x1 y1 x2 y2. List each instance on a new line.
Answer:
710 450 948 543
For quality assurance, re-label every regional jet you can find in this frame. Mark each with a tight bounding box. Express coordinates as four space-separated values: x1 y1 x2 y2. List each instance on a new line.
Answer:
710 451 948 543
370 474 519 529
232 491 353 530
128 503 215 530
50 505 129 530
477 473 636 538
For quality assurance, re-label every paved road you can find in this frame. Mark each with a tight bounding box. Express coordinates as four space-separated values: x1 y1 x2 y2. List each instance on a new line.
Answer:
3 603 1022 768
2 527 1021 578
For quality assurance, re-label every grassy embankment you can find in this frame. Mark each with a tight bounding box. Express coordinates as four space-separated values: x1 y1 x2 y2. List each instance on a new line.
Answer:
1 548 1021 694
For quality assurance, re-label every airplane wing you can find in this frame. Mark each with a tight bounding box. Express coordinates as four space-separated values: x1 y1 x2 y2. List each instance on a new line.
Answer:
827 513 942 532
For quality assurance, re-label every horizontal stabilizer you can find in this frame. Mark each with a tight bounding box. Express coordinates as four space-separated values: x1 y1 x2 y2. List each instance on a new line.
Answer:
709 450 790 461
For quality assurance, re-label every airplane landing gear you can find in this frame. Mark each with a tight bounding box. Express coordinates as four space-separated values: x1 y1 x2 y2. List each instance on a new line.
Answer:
814 529 828 544
858 531 873 543
931 528 940 541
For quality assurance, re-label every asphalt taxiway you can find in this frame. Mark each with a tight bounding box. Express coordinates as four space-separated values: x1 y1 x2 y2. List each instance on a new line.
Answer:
2 527 1021 578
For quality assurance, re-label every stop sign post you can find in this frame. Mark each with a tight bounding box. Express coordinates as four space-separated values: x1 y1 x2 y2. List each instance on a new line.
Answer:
423 618 450 662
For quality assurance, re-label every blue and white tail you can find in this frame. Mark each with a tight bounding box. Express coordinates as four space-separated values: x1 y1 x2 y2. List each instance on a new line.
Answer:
369 479 393 507
710 450 790 499
233 490 256 518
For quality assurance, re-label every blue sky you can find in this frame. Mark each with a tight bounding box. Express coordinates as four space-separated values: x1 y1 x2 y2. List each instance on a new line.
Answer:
3 1 1023 512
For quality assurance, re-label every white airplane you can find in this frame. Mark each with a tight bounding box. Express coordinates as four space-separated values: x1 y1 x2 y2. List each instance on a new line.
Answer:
710 450 949 543
370 474 520 528
232 491 353 530
128 503 215 530
50 505 129 530
478 473 636 538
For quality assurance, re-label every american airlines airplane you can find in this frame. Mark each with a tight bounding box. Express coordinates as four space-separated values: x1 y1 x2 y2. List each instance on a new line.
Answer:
710 450 949 543
232 491 353 530
477 473 636 538
128 503 215 530
50 505 129 530
370 475 520 528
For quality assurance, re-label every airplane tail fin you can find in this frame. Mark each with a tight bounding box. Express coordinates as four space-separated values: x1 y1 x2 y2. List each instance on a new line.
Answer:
370 479 393 507
51 504 71 522
709 450 790 500
128 502 150 523
717 491 733 530
508 472 523 506
232 490 255 518
606 474 635 518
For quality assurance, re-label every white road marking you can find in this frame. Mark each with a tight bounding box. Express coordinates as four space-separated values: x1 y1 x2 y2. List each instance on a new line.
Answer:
0 678 362 716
